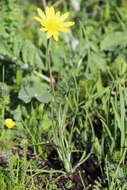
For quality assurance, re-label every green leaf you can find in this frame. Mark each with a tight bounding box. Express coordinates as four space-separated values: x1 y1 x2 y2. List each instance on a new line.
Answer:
36 93 52 103
13 35 23 57
0 40 15 61
18 76 52 103
12 105 22 121
0 82 9 97
89 53 107 71
18 85 32 103
39 114 52 133
21 40 44 69
100 32 127 50
93 137 102 160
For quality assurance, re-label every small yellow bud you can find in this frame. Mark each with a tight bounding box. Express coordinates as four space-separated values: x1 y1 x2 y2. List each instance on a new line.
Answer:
3 97 10 105
5 118 15 128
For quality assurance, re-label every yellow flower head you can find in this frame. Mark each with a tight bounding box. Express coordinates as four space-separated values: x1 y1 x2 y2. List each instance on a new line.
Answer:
5 118 15 128
3 97 10 105
34 6 75 41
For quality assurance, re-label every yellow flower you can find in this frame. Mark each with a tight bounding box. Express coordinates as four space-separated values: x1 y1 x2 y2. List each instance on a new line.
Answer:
3 97 10 105
34 6 75 41
5 118 15 128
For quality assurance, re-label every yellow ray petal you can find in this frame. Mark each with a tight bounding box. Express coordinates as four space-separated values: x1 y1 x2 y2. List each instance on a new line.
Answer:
46 31 53 39
60 12 69 21
59 28 70 32
34 16 43 23
49 7 55 16
63 22 75 27
45 7 51 17
40 27 48 32
53 32 59 41
37 8 45 18
35 18 47 26
56 11 60 17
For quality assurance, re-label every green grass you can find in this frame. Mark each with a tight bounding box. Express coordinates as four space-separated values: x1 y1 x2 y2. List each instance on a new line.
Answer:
0 0 127 189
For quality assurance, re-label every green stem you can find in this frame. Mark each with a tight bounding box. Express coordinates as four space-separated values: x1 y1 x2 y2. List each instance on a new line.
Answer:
47 39 55 97
42 0 46 7
2 65 5 124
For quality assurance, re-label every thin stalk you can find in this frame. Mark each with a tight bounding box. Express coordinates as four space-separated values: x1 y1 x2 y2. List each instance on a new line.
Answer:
42 0 46 7
34 70 51 83
2 65 5 125
78 171 86 189
46 39 55 97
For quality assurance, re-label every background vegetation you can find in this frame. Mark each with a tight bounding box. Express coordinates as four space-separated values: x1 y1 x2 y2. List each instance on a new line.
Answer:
0 0 127 189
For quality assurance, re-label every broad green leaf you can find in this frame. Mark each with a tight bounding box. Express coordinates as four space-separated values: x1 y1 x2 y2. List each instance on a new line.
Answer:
21 40 44 69
89 52 107 71
18 77 52 103
100 32 127 50
0 82 9 97
13 35 23 57
18 85 32 103
0 40 15 61
12 105 22 121
39 114 52 133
